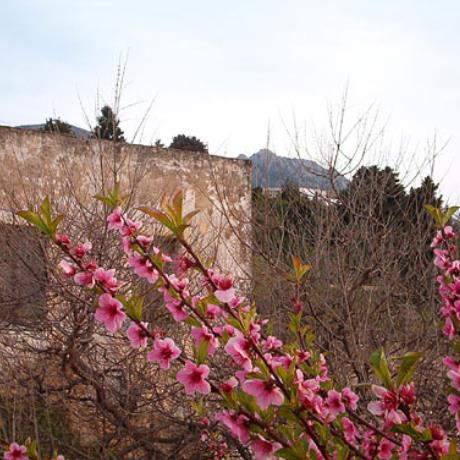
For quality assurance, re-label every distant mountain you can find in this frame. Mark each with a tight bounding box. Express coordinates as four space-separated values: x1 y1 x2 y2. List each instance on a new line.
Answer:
17 123 92 139
248 149 348 190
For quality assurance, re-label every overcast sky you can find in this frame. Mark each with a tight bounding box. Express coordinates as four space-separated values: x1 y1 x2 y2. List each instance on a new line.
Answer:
2 0 460 199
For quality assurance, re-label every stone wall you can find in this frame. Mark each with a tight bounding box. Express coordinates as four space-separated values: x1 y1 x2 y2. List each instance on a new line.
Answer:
0 126 252 322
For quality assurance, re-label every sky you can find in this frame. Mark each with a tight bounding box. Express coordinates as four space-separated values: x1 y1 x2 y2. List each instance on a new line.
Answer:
2 0 460 200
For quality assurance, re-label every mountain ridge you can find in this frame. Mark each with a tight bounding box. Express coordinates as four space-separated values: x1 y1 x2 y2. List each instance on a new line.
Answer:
247 149 348 190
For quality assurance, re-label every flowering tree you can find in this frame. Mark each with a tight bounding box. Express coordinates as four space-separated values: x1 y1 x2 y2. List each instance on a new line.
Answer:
4 191 460 459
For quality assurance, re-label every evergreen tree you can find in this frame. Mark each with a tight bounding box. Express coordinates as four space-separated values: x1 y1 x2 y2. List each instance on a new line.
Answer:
338 165 406 225
154 139 165 148
93 105 125 142
169 134 207 153
42 118 73 135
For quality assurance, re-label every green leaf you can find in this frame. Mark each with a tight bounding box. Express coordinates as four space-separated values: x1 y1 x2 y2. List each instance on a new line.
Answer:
183 209 200 225
276 448 304 460
40 196 52 225
95 194 114 207
424 204 444 227
51 214 64 234
184 316 201 327
336 445 350 460
195 339 209 364
291 255 311 281
124 295 143 321
172 190 184 218
370 348 394 390
444 206 460 226
26 439 38 458
391 423 424 439
278 406 298 423
441 441 459 459
138 207 177 233
17 210 49 234
396 351 422 387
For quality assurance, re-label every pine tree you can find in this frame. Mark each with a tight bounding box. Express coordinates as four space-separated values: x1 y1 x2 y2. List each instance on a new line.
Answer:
169 134 207 153
93 105 125 142
42 118 73 135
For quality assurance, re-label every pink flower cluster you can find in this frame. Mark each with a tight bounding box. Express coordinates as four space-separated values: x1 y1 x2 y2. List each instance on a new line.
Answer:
2 444 64 460
47 201 459 459
3 444 28 460
432 225 460 431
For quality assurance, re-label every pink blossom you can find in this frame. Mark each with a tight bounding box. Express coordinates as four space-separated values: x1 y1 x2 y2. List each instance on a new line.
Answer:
56 233 71 248
3 443 28 460
434 249 450 270
296 350 311 363
224 334 252 371
161 288 189 321
318 353 329 381
215 410 250 444
214 324 235 337
173 254 195 277
431 230 443 248
399 383 416 406
128 255 159 284
443 317 456 340
263 335 283 351
165 301 188 321
72 241 92 258
342 417 358 446
448 261 460 277
249 320 262 342
176 361 211 395
191 326 218 355
94 268 119 291
74 270 95 288
95 293 126 333
242 379 284 410
205 303 221 320
445 226 456 239
250 435 282 460
431 439 450 457
127 322 149 348
83 260 97 271
56 233 70 249
430 425 449 456
166 274 189 296
367 385 406 425
377 438 395 460
270 354 293 371
220 377 238 393
443 356 460 372
120 218 141 236
107 207 123 230
296 372 324 415
214 275 235 303
399 435 412 460
363 430 377 459
122 236 134 255
448 394 460 414
59 259 77 277
447 369 460 391
326 389 345 419
148 337 181 369
307 438 325 460
342 387 359 411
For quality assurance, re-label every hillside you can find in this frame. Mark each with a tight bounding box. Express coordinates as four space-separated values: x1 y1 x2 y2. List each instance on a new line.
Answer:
17 123 92 139
240 149 348 190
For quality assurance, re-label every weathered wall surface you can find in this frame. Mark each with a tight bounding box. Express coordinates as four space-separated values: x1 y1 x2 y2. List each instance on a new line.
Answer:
0 125 252 287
